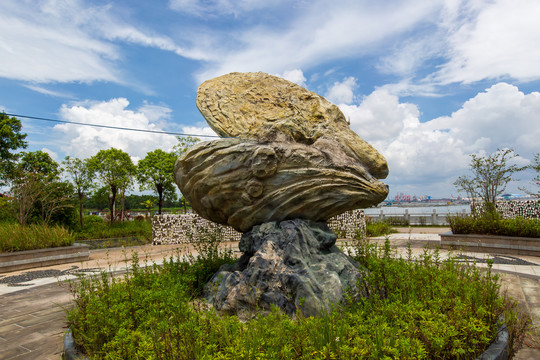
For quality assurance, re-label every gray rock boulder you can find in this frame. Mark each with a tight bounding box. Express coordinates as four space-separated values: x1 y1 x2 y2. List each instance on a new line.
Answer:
204 219 365 318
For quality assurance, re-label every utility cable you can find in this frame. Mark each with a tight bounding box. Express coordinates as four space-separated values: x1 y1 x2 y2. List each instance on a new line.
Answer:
3 112 222 138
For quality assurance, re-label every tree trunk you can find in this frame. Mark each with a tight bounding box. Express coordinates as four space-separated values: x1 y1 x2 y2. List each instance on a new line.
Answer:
158 185 163 215
120 189 125 222
78 191 84 228
109 186 117 226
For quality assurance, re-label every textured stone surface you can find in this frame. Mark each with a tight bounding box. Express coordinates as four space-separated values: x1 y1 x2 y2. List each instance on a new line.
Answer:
204 219 365 318
176 71 388 232
197 72 388 178
175 138 387 232
472 199 540 219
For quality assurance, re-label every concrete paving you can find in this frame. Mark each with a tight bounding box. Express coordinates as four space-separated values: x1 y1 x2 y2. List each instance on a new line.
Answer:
0 228 539 359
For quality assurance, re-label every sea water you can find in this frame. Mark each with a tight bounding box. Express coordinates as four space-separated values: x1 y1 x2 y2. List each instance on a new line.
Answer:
364 204 470 216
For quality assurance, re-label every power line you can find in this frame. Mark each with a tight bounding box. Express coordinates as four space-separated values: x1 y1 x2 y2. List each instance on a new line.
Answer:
3 112 222 138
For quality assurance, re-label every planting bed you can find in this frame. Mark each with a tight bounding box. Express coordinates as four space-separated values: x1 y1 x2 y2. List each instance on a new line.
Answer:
0 243 90 273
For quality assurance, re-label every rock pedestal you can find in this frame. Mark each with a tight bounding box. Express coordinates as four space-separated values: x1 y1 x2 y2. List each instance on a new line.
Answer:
204 219 365 318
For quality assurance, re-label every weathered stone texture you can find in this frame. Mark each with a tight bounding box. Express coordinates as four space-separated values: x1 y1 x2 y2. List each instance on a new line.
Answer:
196 72 388 178
175 138 386 232
204 219 365 318
176 72 388 232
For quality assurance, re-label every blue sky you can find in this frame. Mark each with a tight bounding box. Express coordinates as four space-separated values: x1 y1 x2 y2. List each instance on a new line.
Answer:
1 0 540 198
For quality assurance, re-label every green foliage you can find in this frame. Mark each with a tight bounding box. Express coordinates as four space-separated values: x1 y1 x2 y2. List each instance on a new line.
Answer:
87 148 136 225
63 156 94 228
6 152 74 226
173 136 200 156
454 149 524 216
0 223 74 252
19 150 61 178
73 217 152 241
137 149 178 215
184 229 236 295
0 112 27 185
364 218 397 237
449 213 540 238
67 234 526 359
520 152 540 198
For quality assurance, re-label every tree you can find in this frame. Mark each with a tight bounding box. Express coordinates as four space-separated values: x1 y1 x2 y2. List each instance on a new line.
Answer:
19 150 60 178
137 149 178 215
173 136 200 156
520 153 540 198
0 112 27 185
454 148 524 215
8 151 72 225
87 148 136 225
63 156 94 228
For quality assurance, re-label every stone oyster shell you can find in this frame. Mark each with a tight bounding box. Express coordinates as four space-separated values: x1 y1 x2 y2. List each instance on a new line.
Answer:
175 72 389 232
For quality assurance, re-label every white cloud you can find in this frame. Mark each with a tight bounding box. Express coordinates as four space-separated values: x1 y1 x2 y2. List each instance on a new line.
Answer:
325 77 357 104
169 0 286 17
194 0 441 82
377 33 443 77
24 85 74 98
340 82 540 196
275 69 307 87
41 147 58 161
55 98 178 161
180 125 218 141
0 0 202 84
0 1 119 83
432 0 540 84
340 89 418 143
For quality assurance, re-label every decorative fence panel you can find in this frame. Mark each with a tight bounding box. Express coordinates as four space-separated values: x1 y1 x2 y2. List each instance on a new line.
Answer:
471 199 540 219
152 210 366 245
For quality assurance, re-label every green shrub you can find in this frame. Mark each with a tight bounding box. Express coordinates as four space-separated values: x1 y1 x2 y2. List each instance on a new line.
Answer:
0 223 74 252
364 218 397 237
449 213 540 238
74 218 152 241
67 234 529 359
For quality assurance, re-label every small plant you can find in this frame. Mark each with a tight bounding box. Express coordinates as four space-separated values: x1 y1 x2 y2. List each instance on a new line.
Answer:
363 218 397 237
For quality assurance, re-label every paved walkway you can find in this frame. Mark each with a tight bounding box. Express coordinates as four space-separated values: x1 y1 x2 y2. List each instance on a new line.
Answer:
0 229 539 359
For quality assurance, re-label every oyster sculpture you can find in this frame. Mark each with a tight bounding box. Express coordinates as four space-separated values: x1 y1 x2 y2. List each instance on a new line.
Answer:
175 72 388 232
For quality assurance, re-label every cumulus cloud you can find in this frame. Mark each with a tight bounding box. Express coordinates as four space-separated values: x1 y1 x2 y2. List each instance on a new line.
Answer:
55 98 178 161
325 77 357 104
339 82 540 196
275 69 307 87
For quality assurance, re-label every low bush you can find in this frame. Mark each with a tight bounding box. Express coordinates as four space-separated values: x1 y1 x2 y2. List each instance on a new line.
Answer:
66 234 529 359
449 213 540 238
73 217 152 242
364 218 397 237
0 223 74 252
